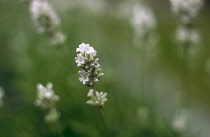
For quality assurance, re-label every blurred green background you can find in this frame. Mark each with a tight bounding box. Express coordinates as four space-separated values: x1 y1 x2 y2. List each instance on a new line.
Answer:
0 0 210 137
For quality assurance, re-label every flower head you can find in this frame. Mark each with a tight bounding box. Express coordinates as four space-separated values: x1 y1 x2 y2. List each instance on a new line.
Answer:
75 43 104 87
130 3 158 49
175 25 200 46
170 0 204 24
44 107 60 123
172 109 189 131
30 0 60 33
35 82 59 109
50 31 66 46
86 89 107 107
131 4 156 36
30 0 66 47
75 43 107 107
76 43 96 54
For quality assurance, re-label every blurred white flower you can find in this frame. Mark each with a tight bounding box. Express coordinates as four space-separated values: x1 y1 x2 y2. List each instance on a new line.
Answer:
170 0 204 24
30 0 60 33
86 89 107 107
35 82 59 109
130 2 158 50
176 26 200 45
131 4 156 37
50 31 66 46
0 86 4 107
44 107 60 123
172 109 189 131
35 82 60 123
30 0 66 47
79 70 90 84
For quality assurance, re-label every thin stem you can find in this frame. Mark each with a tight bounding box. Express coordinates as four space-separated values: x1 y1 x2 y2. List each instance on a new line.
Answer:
93 86 109 136
181 45 191 108
55 122 64 137
139 49 146 104
97 108 109 137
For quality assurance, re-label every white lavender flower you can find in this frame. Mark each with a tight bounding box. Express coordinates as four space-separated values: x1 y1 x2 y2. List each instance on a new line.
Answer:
0 86 4 107
75 43 108 107
76 43 97 55
44 107 60 123
86 89 107 107
75 43 104 87
172 109 189 131
79 70 90 84
35 82 60 122
35 82 59 109
50 31 66 46
30 0 66 47
176 25 200 46
130 2 158 49
131 4 156 38
30 0 60 33
170 0 204 24
75 53 86 66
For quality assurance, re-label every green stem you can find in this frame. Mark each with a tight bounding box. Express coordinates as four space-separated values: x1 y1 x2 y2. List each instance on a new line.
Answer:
182 44 191 108
139 49 146 104
93 86 109 136
97 108 109 137
55 121 64 137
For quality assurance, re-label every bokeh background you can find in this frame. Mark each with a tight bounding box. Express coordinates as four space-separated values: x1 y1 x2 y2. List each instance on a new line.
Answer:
0 0 210 137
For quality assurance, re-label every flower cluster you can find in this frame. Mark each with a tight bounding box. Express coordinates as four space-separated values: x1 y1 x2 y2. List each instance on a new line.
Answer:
170 0 204 24
75 43 107 107
30 0 66 47
172 109 189 131
0 86 4 107
175 26 200 47
35 82 60 122
131 3 158 50
170 0 203 48
44 107 60 123
75 43 104 87
131 4 156 39
86 89 107 108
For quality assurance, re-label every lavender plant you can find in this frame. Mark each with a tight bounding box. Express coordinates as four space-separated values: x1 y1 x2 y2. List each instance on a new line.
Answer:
170 0 204 48
172 109 189 132
170 0 204 133
170 0 204 24
170 0 204 103
75 43 107 108
30 0 66 47
35 82 60 123
131 2 158 49
130 1 158 106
